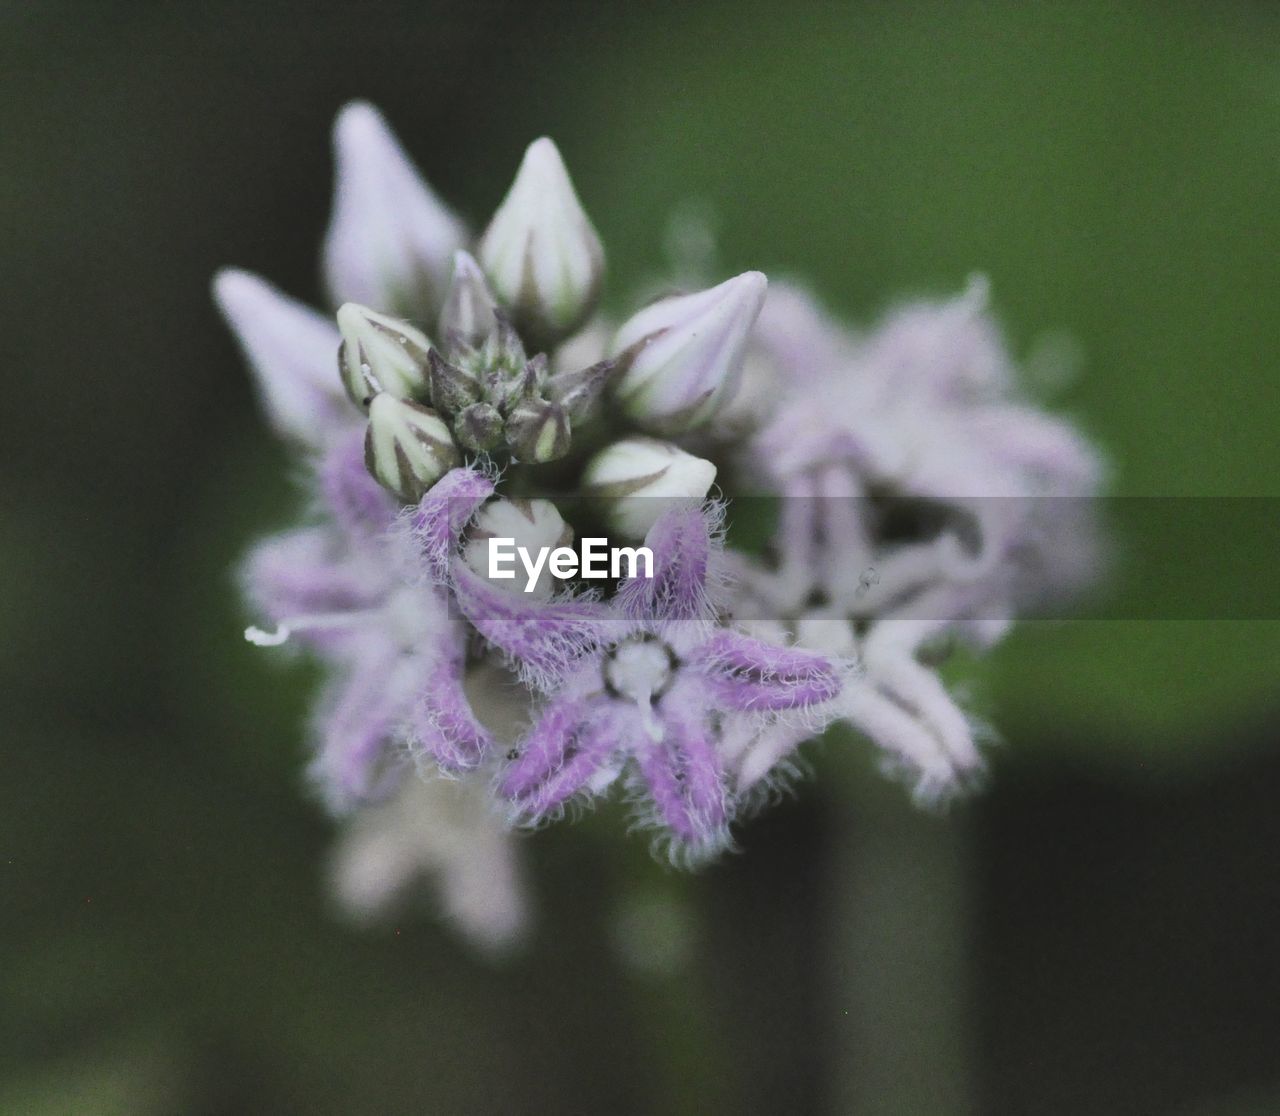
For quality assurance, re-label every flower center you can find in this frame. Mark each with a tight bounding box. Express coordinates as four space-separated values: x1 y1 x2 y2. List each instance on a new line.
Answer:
603 635 677 706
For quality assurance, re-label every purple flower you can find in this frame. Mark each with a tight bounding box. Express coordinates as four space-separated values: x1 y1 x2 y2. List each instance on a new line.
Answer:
215 101 1105 917
241 433 492 810
459 504 847 863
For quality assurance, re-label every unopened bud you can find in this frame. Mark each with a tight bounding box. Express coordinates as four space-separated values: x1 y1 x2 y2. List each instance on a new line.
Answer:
455 401 505 453
505 400 571 463
364 394 459 501
583 437 717 537
337 303 432 409
437 250 500 351
427 348 482 415
478 138 604 350
323 102 466 318
610 271 767 433
464 498 573 598
545 358 615 422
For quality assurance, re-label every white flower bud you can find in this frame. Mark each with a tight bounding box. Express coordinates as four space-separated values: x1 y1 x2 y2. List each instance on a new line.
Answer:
610 271 767 434
324 102 467 318
337 303 433 409
477 138 604 350
464 498 573 598
364 394 459 501
583 438 717 538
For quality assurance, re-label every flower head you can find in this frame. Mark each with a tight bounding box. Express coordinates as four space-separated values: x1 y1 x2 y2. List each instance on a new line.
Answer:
216 103 1103 937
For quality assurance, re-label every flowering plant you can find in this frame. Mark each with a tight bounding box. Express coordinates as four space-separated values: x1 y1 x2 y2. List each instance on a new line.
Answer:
216 103 1101 946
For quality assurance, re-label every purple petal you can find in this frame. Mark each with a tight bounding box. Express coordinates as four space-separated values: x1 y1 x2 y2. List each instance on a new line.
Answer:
318 429 400 542
309 646 410 813
213 269 353 444
324 101 467 315
451 564 619 690
406 466 495 580
499 695 618 818
240 527 381 653
409 649 493 773
616 505 719 624
637 679 731 856
693 630 842 711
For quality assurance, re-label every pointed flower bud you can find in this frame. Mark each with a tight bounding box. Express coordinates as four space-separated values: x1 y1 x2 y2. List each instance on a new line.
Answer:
455 401 505 453
364 394 459 501
545 358 615 422
438 251 500 351
478 138 604 350
479 311 529 378
324 102 467 318
464 498 573 598
212 269 350 444
610 271 768 433
505 400 571 464
426 348 482 415
583 437 718 538
337 303 432 409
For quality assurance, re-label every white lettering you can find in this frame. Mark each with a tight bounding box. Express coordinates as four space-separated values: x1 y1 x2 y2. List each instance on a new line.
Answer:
518 544 550 594
549 546 578 580
580 537 609 578
488 539 657 592
611 546 653 580
489 537 516 579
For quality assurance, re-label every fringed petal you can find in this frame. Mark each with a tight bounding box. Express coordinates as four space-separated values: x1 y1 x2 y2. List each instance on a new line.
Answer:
409 647 493 773
451 564 620 690
635 679 732 862
499 695 620 820
693 630 842 711
616 504 721 625
405 466 495 580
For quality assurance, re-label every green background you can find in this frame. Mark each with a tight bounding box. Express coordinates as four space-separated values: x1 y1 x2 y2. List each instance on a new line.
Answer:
3 2 1279 1112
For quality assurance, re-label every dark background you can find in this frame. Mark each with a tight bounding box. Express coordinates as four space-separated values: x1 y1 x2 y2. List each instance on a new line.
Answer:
3 2 1279 1112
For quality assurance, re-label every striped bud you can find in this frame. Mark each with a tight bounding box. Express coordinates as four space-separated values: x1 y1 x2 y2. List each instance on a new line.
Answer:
478 138 604 351
504 400 571 464
364 394 459 501
610 271 767 433
337 303 432 410
583 437 717 537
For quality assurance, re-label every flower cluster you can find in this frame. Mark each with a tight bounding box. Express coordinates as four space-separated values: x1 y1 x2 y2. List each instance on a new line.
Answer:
216 102 1101 945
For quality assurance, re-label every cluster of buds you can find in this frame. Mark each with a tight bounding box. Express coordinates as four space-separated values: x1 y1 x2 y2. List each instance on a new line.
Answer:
319 126 766 510
216 102 1102 946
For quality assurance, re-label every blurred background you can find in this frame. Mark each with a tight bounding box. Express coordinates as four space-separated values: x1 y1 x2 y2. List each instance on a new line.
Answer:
4 1 1280 1112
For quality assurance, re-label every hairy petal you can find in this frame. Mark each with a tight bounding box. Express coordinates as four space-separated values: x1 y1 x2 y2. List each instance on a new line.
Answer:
452 564 619 690
213 269 351 444
500 695 619 820
408 643 494 773
839 674 984 806
616 504 720 625
636 680 732 860
693 630 842 711
405 466 495 580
